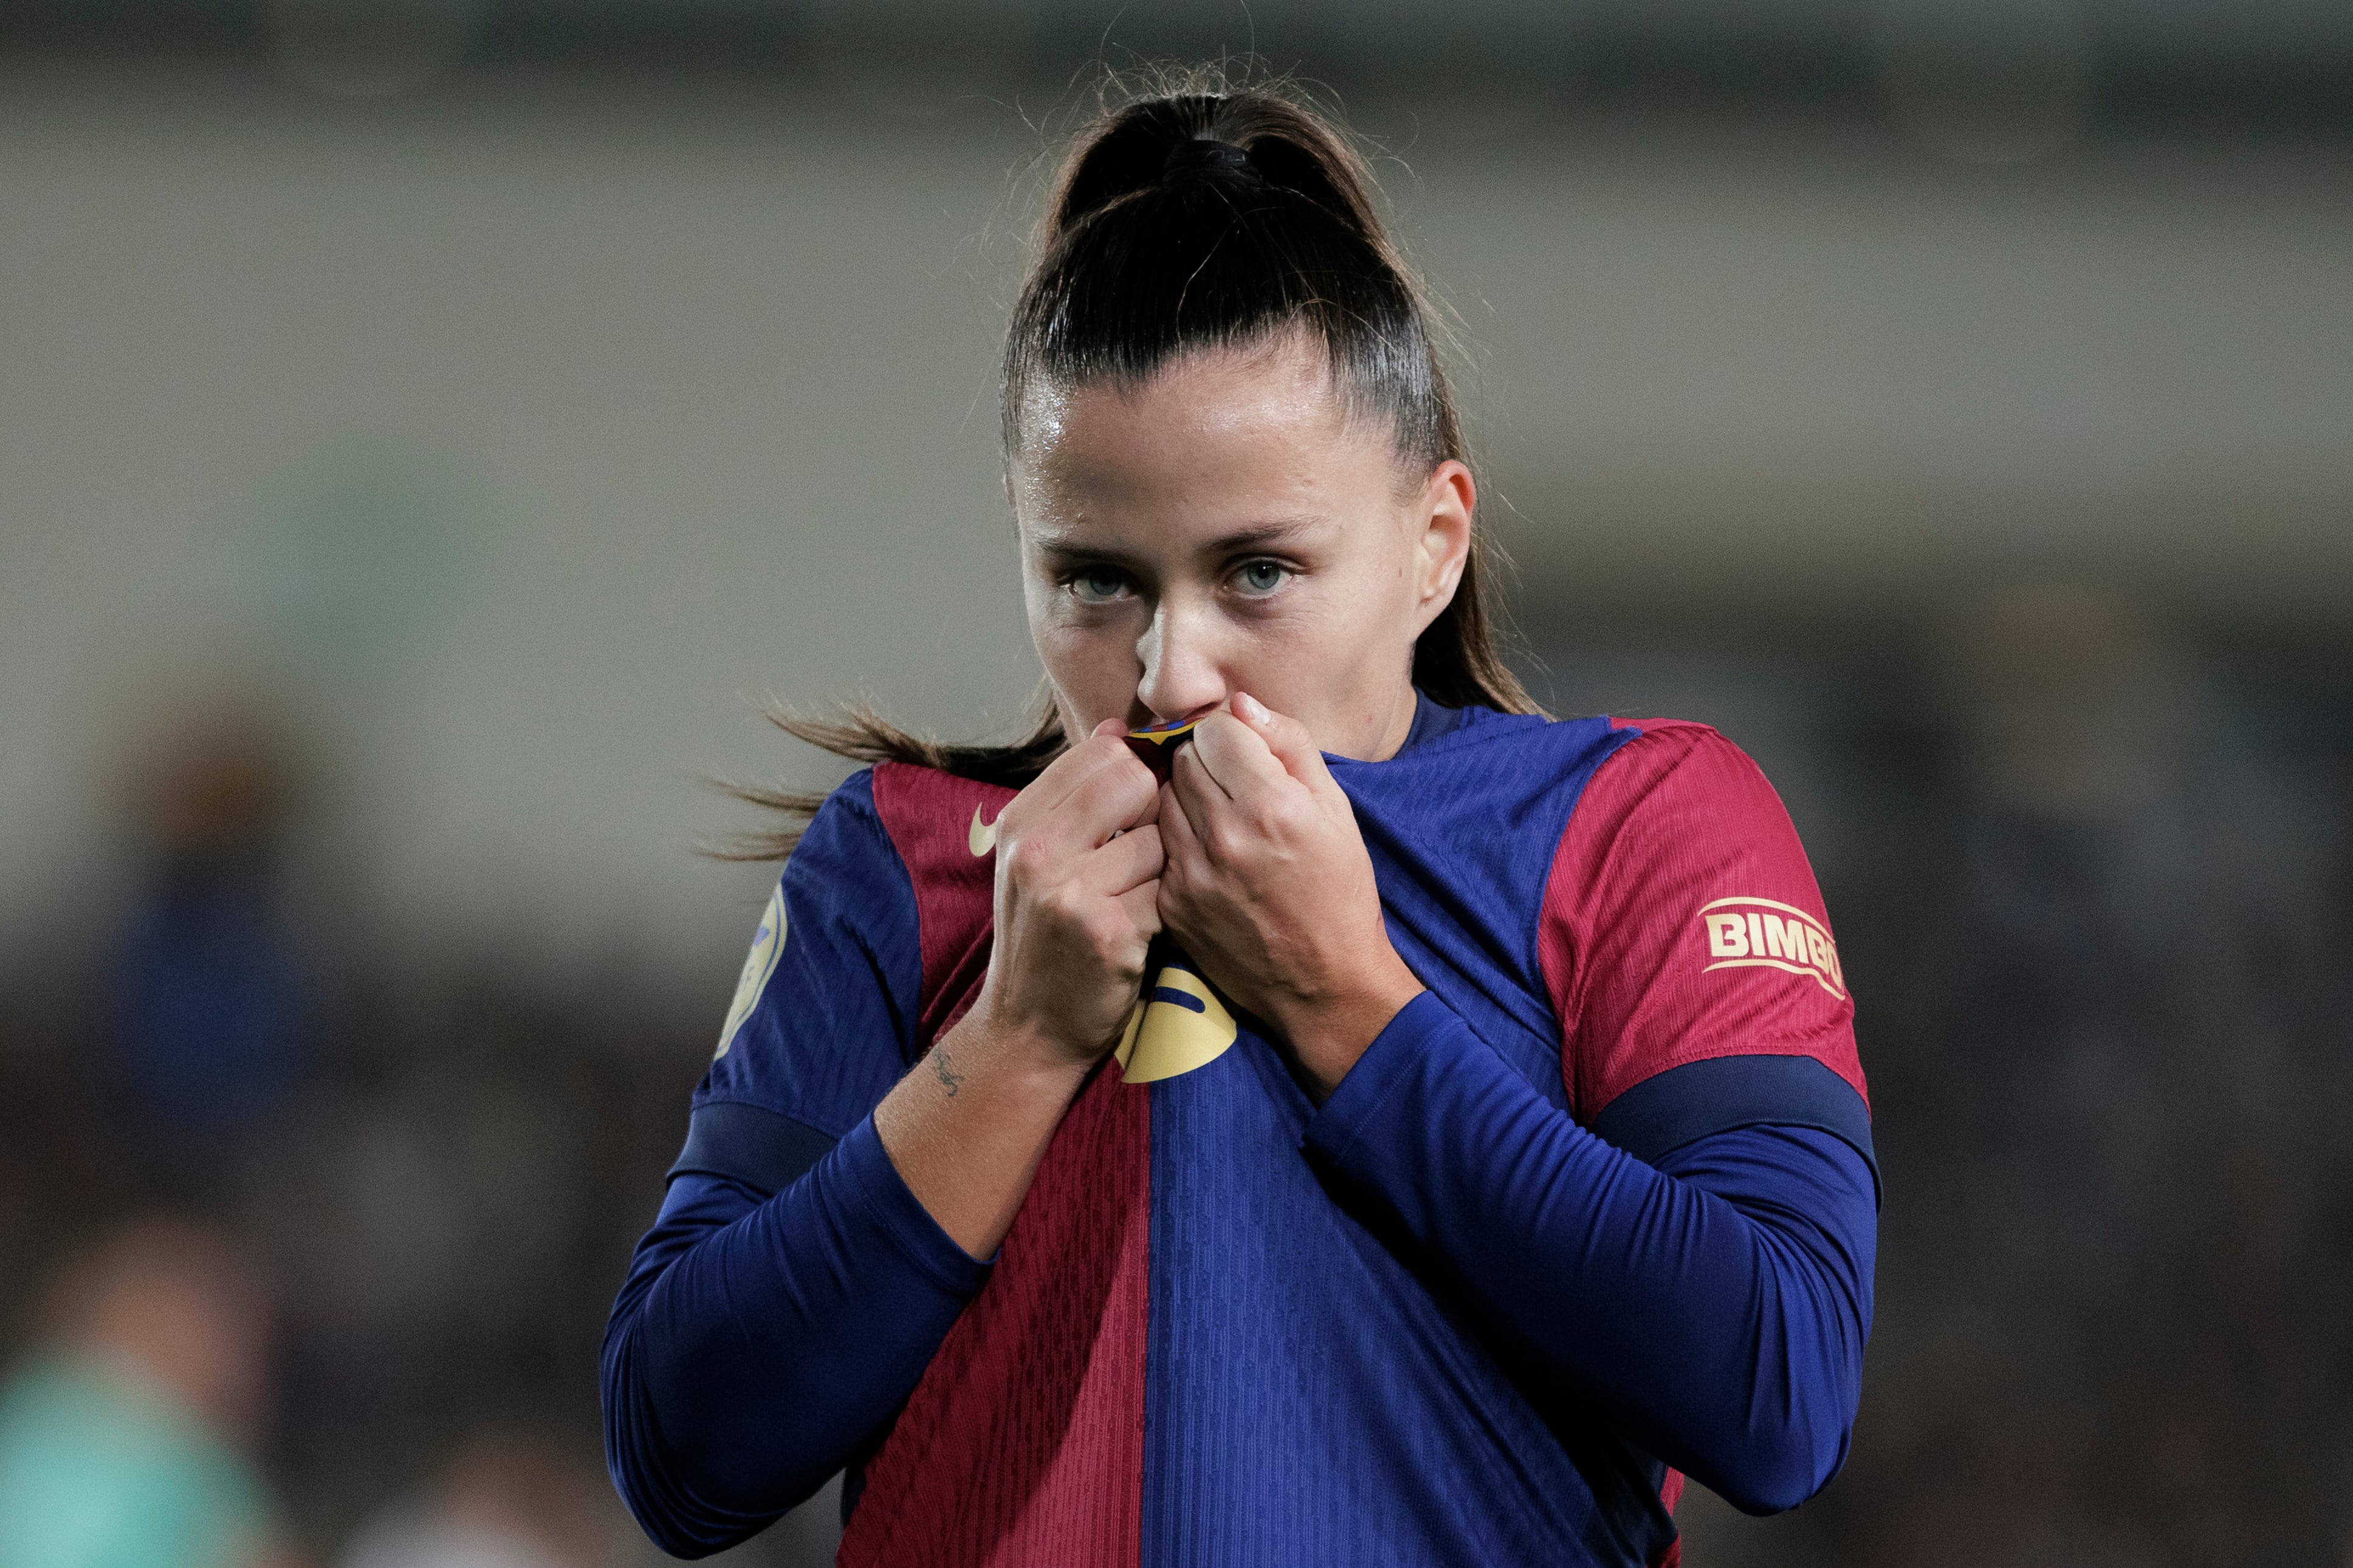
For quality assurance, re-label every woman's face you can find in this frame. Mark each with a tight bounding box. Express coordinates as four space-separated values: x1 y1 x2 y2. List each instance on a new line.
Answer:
1011 334 1474 762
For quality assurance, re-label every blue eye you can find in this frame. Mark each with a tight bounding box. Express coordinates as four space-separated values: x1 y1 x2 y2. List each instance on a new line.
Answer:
1234 560 1288 594
1070 568 1130 604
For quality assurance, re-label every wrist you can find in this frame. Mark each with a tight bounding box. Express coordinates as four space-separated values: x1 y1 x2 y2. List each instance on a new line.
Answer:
1277 953 1424 1102
963 985 1122 1086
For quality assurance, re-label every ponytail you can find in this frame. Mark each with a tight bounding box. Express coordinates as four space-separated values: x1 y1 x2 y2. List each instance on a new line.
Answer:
725 74 1537 861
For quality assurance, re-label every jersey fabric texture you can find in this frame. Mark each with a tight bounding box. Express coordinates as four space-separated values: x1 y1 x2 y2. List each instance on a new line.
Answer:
603 697 1877 1566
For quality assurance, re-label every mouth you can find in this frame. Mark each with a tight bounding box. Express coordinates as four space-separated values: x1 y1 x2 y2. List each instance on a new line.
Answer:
1124 711 1208 779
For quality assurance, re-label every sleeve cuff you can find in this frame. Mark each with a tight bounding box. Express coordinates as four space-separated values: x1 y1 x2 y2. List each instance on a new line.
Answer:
669 1100 840 1194
1591 1055 1879 1205
1302 988 1462 1169
834 1115 995 1296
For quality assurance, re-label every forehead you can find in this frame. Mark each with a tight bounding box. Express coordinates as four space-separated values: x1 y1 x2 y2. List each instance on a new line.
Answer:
1014 335 1395 522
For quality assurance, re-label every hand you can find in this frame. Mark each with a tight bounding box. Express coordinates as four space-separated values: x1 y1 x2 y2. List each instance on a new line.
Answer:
974 718 1166 1069
1158 693 1423 1099
876 722 1162 1261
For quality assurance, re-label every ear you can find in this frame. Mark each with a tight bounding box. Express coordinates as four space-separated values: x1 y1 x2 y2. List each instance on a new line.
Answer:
1408 460 1475 637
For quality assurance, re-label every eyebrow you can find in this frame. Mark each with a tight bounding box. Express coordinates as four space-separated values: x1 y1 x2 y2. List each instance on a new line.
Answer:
1029 515 1328 566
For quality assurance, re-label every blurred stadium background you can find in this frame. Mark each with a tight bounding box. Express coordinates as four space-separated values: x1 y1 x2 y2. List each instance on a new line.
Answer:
1 2 2349 1564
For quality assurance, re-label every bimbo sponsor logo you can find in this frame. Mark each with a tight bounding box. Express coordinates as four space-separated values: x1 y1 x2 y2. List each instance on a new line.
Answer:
1699 897 1846 999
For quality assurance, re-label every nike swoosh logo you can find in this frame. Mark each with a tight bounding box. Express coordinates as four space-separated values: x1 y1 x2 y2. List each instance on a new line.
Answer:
968 805 999 857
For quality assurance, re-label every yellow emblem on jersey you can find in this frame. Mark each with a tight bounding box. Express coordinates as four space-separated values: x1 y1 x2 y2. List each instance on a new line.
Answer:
715 883 787 1060
1115 958 1237 1083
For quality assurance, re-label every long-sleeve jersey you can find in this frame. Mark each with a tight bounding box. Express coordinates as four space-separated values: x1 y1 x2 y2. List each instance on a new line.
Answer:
603 697 1879 1566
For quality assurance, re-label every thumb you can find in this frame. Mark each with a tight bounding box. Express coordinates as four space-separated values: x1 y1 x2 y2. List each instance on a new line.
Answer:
1230 692 1333 790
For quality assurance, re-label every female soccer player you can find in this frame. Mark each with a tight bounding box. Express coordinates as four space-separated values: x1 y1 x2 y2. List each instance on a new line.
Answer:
603 84 1876 1568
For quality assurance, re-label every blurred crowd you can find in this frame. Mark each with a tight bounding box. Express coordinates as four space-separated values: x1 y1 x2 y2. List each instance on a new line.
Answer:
0 685 729 1566
0 582 2348 1567
1799 587 2353 1568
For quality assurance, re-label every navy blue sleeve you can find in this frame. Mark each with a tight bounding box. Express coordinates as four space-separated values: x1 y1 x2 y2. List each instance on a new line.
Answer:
602 1119 989 1555
603 774 986 1556
1302 991 1877 1515
692 770 924 1143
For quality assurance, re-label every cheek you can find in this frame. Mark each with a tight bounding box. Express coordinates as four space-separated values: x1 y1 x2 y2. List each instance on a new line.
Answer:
1341 530 1429 656
1215 589 1382 705
1029 606 1144 717
1308 556 1417 651
1245 562 1420 723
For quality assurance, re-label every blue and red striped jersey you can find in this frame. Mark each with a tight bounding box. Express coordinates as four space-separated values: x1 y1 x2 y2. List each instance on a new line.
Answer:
608 697 1875 1566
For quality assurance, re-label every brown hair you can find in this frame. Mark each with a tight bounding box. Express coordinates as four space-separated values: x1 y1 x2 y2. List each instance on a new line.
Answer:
721 74 1539 860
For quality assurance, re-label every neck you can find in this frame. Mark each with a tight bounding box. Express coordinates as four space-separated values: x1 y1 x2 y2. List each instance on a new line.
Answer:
1361 684 1420 763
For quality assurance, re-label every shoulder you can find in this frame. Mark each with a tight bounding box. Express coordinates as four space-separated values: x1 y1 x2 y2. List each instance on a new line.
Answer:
1344 710 1754 866
1404 701 1629 764
1536 717 1864 1125
1339 705 1635 828
1544 716 1826 944
1567 717 1783 833
860 760 1018 893
768 769 909 919
795 771 894 869
1387 708 1812 950
787 761 1017 887
700 768 943 1128
766 758 1022 985
1335 709 1663 1019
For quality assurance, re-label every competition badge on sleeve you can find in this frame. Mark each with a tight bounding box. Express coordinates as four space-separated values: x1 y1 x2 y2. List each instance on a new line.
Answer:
714 882 786 1060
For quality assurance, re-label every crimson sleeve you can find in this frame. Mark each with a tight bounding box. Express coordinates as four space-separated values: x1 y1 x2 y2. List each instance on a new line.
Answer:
1541 721 1867 1134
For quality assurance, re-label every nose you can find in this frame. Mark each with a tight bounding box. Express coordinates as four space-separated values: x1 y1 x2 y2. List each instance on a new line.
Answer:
1135 595 1227 724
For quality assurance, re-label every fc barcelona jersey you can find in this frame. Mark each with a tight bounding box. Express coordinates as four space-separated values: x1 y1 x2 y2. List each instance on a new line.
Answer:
666 697 1872 1567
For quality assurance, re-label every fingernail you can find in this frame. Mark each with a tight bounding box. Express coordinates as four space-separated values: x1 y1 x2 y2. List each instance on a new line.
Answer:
1234 692 1270 727
1093 717 1125 737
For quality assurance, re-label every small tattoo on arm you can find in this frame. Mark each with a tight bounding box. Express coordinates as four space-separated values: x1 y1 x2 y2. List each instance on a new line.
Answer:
932 1049 964 1097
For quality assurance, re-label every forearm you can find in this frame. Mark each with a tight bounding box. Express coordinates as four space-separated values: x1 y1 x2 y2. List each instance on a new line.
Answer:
602 1120 989 1555
874 1002 1098 1259
1302 994 1876 1513
606 1000 1108 1553
603 731 1159 1554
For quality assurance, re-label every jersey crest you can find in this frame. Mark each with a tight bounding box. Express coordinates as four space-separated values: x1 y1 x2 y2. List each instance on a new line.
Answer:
1113 950 1237 1084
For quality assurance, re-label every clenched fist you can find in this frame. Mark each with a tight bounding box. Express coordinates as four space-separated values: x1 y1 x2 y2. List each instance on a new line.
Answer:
1157 693 1423 1099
